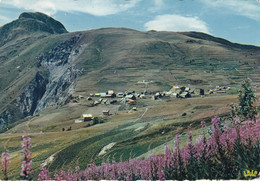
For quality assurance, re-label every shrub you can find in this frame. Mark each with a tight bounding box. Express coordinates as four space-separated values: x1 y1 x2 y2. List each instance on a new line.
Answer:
92 117 99 125
231 79 258 121
238 80 257 120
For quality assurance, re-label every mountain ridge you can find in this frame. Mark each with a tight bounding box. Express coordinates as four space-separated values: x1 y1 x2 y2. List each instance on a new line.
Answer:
0 12 259 129
180 31 260 50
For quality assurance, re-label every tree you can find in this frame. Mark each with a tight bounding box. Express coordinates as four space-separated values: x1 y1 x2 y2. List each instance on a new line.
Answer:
237 79 257 121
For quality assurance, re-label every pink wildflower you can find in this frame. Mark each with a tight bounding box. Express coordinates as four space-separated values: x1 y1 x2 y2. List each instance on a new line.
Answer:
201 120 206 128
38 167 51 181
20 135 32 179
182 131 194 164
211 116 221 148
234 117 240 125
1 152 10 180
174 134 181 152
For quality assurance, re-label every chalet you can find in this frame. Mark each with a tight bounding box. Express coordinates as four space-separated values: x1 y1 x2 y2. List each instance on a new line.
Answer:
109 99 117 104
102 110 110 116
152 96 157 100
217 86 222 91
82 114 93 121
170 86 180 93
180 86 186 92
107 90 116 98
175 89 182 95
188 88 195 94
140 94 146 99
128 99 135 104
94 100 100 105
208 89 214 94
107 90 114 95
100 93 107 98
102 99 108 104
126 90 135 95
155 92 162 97
216 86 230 91
72 99 78 103
117 92 124 98
179 92 191 98
78 95 84 99
164 91 172 97
87 97 92 101
194 88 204 95
125 94 136 100
217 90 226 93
172 92 178 97
94 93 101 97
105 94 112 98
185 87 190 92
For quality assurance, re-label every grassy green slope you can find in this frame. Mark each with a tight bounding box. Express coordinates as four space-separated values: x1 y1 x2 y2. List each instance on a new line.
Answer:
0 33 76 118
73 28 260 96
1 27 259 116
1 93 259 179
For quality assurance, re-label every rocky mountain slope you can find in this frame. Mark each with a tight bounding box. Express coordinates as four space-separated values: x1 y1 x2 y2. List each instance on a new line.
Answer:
0 12 67 47
0 12 260 129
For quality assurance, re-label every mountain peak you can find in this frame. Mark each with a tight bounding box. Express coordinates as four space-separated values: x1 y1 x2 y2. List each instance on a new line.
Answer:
17 12 68 34
0 12 68 47
19 12 47 20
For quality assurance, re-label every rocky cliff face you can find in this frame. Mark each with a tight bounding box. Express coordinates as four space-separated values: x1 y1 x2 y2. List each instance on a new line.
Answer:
16 72 48 117
0 33 85 128
0 72 48 128
34 34 84 113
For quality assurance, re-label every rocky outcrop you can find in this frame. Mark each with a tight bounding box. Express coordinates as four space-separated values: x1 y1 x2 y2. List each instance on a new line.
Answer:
0 72 48 129
16 72 48 117
0 34 85 128
0 110 12 129
34 34 84 114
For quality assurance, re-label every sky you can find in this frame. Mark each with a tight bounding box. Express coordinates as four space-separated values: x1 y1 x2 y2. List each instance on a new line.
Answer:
0 0 260 46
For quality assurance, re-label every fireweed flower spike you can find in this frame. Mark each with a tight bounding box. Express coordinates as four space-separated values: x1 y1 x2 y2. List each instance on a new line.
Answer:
1 152 10 180
38 167 51 181
20 135 32 180
201 120 206 128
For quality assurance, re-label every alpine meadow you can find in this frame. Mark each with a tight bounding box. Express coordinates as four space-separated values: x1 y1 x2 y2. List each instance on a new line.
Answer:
0 11 259 180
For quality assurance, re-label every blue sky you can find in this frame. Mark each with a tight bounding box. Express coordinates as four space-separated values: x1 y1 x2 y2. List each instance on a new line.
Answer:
1 0 260 46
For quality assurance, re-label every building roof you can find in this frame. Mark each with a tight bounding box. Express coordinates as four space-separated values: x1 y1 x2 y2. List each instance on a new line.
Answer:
82 114 93 118
100 92 107 97
128 99 135 103
125 94 135 98
107 90 114 95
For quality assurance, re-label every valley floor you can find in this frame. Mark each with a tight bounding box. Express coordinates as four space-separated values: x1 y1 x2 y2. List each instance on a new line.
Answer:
0 92 259 179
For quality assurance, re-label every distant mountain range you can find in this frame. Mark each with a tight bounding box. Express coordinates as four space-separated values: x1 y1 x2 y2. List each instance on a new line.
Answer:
0 12 259 128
